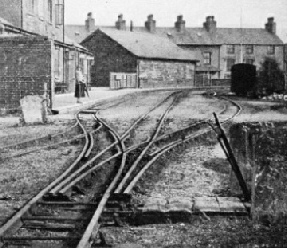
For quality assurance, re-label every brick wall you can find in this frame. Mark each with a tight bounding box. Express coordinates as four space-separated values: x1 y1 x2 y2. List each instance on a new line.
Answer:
0 36 52 110
138 59 195 88
82 30 137 87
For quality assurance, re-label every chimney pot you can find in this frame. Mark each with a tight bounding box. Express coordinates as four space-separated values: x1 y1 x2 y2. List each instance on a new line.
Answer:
265 17 276 34
116 14 126 30
85 12 95 32
204 16 216 32
145 14 156 32
175 15 185 32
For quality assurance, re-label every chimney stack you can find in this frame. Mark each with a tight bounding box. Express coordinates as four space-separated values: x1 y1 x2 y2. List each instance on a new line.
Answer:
175 15 185 32
204 16 216 33
265 17 276 34
145 14 156 32
115 14 126 30
85 12 95 32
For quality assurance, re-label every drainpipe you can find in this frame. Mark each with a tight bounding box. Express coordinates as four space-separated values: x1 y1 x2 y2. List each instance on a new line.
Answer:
21 0 23 28
62 0 65 88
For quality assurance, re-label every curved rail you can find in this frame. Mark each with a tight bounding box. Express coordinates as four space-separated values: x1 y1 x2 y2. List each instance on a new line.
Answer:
115 93 180 193
0 113 90 239
124 96 242 193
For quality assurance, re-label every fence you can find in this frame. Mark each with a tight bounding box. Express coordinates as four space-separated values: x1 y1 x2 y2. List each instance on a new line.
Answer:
195 75 231 88
110 73 137 90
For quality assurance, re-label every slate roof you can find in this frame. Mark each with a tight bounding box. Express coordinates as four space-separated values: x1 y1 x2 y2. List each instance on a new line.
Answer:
65 24 283 46
137 27 284 45
82 28 198 62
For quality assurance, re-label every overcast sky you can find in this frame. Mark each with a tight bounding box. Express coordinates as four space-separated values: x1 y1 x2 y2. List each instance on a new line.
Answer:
65 0 287 42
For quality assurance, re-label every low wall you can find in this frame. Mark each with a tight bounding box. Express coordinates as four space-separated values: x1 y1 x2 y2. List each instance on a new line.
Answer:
229 122 287 223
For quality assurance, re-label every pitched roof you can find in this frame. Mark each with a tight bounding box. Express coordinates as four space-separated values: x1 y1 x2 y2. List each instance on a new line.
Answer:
66 24 283 46
82 28 198 62
65 24 92 44
134 27 283 45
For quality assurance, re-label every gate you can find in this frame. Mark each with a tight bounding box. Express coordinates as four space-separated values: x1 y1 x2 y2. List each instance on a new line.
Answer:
110 73 137 90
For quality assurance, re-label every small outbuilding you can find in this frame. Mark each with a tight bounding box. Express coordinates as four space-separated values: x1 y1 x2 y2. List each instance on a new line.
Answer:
81 28 198 88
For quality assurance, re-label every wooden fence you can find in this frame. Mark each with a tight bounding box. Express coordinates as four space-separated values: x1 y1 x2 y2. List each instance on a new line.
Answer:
110 73 137 90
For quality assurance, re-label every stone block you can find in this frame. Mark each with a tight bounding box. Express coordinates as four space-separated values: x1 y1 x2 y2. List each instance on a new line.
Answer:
20 95 48 123
193 197 220 213
217 197 247 213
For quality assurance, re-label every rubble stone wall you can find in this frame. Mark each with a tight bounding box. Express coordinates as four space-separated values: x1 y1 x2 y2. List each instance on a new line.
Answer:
138 59 195 88
229 122 287 223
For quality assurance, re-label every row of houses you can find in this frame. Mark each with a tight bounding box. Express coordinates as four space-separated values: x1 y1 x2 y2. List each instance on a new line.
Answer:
0 0 286 110
66 13 286 89
0 0 93 111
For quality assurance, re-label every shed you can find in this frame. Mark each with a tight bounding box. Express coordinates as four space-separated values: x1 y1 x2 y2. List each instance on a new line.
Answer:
81 28 198 88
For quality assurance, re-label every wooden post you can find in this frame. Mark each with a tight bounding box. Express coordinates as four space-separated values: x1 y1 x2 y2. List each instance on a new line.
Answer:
213 113 251 201
250 133 258 220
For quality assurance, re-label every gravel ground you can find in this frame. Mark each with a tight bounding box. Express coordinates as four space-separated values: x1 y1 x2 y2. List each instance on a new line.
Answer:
0 117 75 147
95 93 287 247
1 92 286 246
0 116 83 225
227 97 287 122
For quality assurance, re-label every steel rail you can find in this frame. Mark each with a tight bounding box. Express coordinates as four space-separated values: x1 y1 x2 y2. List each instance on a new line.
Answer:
114 93 180 193
124 97 243 193
53 92 178 194
0 119 79 151
0 113 90 241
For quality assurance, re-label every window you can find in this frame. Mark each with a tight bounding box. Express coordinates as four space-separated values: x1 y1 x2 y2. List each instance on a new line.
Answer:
226 58 235 71
55 0 64 25
48 0 53 23
267 45 275 55
246 45 254 54
203 52 211 64
227 45 235 54
244 59 254 65
54 47 60 79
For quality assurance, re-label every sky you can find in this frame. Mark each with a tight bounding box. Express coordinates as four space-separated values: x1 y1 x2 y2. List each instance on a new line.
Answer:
65 0 287 42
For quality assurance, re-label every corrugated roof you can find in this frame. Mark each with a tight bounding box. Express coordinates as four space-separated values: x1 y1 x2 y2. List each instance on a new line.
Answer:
83 28 198 62
66 24 283 46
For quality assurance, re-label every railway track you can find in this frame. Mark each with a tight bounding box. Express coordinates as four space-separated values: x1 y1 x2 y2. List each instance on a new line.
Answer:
0 91 179 247
0 93 242 248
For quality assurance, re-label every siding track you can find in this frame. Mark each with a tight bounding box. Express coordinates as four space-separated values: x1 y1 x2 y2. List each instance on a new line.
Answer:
0 93 242 248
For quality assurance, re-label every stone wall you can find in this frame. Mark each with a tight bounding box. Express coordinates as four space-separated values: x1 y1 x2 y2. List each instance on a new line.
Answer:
220 44 284 79
0 0 64 42
229 122 287 223
138 59 195 88
0 36 52 111
81 30 137 87
0 0 21 27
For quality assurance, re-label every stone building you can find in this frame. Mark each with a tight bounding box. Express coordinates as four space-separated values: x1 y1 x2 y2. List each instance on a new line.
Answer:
0 0 93 111
66 14 284 87
81 28 198 88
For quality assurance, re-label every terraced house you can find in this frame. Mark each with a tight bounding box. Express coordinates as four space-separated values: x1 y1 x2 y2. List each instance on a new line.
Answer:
66 13 284 88
0 0 93 111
